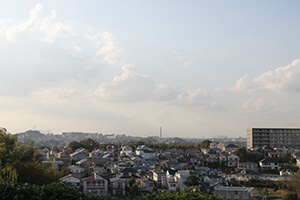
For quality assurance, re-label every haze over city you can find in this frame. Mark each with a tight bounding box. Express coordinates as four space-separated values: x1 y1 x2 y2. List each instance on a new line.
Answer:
1 1 300 138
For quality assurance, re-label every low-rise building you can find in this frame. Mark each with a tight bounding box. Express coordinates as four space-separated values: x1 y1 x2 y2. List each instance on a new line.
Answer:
82 173 108 196
214 186 249 200
259 157 280 170
59 174 81 187
227 154 239 167
237 162 258 171
110 177 126 196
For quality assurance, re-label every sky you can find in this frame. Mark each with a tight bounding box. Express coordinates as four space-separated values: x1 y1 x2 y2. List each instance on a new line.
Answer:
1 1 300 138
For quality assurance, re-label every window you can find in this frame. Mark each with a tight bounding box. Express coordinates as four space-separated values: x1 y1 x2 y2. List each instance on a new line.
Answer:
235 191 238 196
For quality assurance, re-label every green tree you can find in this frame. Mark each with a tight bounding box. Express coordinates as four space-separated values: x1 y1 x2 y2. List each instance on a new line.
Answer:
134 187 222 200
287 171 300 198
200 140 211 149
236 147 248 162
80 138 100 151
185 174 200 187
0 127 60 184
67 141 83 151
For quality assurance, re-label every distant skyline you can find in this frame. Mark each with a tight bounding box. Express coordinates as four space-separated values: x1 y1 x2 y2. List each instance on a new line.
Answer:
1 1 300 138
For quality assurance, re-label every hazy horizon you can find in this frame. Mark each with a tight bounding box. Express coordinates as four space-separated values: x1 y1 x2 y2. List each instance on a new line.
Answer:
1 1 300 138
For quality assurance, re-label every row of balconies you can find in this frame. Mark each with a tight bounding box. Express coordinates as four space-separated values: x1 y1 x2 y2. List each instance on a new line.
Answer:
86 184 105 188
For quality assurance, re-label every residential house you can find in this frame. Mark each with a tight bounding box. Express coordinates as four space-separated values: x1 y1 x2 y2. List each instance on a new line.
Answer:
280 169 296 176
268 152 281 159
89 149 103 158
121 155 135 167
219 152 228 164
167 180 178 192
137 178 154 193
227 154 240 167
185 149 203 158
59 174 81 187
224 144 239 153
203 174 223 186
153 171 167 188
102 153 116 162
82 173 108 196
131 156 143 166
177 157 188 169
259 157 281 170
110 177 126 196
206 154 219 163
69 165 85 175
112 161 128 174
91 157 108 167
174 170 190 191
70 149 88 161
237 162 258 171
160 159 179 169
118 168 140 181
121 145 133 151
235 170 260 181
76 158 91 168
136 147 156 160
221 172 237 182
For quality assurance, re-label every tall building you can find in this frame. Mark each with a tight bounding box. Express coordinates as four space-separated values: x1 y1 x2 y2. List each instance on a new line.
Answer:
247 128 300 149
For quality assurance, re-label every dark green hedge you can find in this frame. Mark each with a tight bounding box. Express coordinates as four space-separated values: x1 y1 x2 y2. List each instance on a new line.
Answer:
0 183 221 200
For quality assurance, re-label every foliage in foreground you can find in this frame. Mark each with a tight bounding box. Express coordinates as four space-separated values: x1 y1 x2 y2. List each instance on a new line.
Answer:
0 182 113 200
0 182 221 200
0 128 60 184
134 188 222 200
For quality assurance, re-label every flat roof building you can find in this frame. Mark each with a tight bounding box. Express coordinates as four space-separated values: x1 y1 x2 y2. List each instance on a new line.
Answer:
214 186 249 200
247 128 300 149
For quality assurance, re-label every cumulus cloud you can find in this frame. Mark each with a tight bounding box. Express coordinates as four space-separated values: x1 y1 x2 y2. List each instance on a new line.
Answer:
172 51 192 67
0 3 76 44
0 4 101 97
94 65 223 109
86 30 123 65
94 64 178 101
241 97 278 113
232 59 300 92
176 89 209 106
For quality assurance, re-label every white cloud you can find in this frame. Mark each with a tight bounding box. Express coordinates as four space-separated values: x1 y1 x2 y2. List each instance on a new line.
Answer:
231 73 251 92
86 31 123 65
232 59 300 92
73 45 82 52
240 97 278 113
94 64 178 101
177 89 208 105
174 89 223 109
50 10 56 19
94 65 223 109
172 51 192 67
0 3 76 44
31 87 77 100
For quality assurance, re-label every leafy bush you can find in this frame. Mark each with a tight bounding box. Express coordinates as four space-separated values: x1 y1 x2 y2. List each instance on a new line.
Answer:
0 182 114 200
133 187 222 200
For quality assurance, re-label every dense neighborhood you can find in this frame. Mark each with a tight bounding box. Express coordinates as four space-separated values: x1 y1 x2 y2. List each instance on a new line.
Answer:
3 129 296 200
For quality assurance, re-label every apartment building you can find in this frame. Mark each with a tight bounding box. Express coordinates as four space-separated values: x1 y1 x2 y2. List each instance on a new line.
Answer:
214 186 249 200
247 128 300 149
